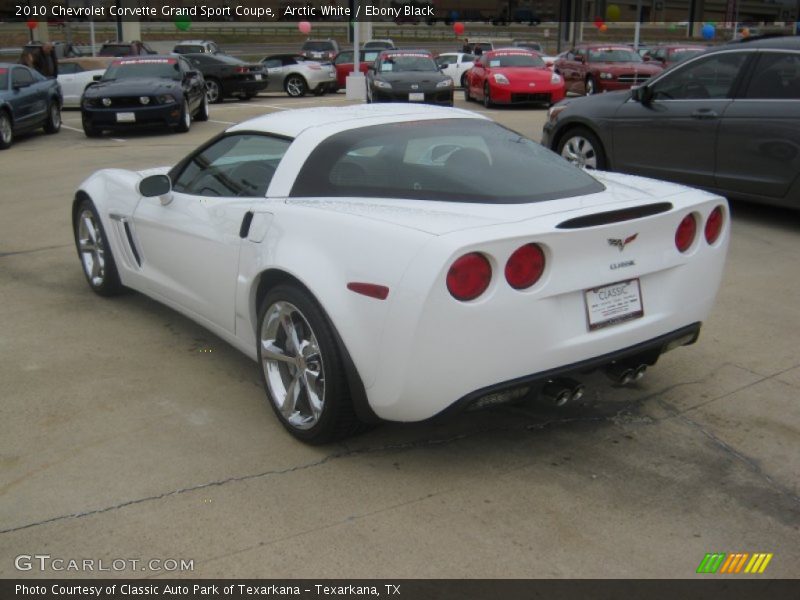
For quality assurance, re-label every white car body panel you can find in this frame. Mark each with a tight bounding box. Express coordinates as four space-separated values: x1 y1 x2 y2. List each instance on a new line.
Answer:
436 53 475 85
58 69 106 107
75 104 729 423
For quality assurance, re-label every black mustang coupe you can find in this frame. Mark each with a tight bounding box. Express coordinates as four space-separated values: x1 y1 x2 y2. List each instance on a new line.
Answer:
81 55 207 137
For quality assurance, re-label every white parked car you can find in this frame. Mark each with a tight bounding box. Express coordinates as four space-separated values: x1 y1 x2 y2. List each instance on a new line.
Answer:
57 57 111 108
261 53 336 97
435 52 476 87
71 105 728 443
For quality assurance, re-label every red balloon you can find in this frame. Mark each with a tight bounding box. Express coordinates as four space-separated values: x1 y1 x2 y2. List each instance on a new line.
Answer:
26 19 38 30
453 22 465 36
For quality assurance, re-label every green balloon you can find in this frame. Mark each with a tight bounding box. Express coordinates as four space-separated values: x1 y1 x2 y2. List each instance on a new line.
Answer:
174 16 191 31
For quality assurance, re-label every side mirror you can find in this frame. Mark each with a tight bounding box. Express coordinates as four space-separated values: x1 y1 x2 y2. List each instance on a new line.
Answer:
93 74 102 81
13 82 31 90
631 85 653 105
439 63 450 69
138 174 173 204
184 70 198 79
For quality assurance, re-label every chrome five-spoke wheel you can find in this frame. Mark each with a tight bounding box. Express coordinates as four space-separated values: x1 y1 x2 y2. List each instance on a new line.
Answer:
77 209 106 287
260 301 325 430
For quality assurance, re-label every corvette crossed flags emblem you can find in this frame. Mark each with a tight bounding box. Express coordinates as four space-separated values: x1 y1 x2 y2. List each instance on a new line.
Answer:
608 234 638 251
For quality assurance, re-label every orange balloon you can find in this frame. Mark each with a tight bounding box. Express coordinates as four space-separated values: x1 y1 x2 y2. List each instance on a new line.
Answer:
599 23 608 32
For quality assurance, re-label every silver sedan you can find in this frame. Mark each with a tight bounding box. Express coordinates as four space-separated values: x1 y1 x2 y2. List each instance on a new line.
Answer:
261 54 336 97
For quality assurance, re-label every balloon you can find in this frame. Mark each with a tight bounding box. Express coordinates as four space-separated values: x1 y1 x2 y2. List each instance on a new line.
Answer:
740 27 750 38
594 16 603 27
453 22 465 36
701 23 715 40
174 15 191 31
26 19 38 30
606 4 620 21
298 21 312 34
599 23 608 33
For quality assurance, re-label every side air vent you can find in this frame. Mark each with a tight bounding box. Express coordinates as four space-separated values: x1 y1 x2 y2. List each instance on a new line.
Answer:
556 202 673 229
123 221 142 266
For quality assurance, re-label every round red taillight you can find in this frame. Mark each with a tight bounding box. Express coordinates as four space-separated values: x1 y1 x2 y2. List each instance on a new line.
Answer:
675 214 697 253
505 243 546 290
447 253 492 301
705 206 724 244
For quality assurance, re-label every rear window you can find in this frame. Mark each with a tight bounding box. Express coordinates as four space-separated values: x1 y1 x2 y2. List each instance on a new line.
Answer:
302 41 335 51
291 119 604 204
175 45 204 54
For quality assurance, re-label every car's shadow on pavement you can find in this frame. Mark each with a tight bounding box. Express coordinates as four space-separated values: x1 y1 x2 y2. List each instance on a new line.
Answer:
729 199 800 230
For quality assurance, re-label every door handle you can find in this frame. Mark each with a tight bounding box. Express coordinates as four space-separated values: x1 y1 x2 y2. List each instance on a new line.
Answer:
691 109 718 120
239 211 254 238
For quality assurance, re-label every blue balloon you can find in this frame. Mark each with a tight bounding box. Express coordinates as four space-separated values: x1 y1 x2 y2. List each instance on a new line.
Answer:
702 23 715 40
450 10 460 20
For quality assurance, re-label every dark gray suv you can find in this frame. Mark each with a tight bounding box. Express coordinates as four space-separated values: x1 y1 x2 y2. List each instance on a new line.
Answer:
542 36 800 210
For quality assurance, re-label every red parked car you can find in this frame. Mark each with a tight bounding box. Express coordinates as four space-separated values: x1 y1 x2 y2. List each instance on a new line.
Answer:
331 49 380 90
554 44 663 95
643 45 707 68
465 49 566 108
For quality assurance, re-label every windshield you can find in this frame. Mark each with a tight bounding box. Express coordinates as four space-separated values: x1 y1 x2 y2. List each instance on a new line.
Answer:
0 68 7 89
380 55 437 73
487 53 545 68
291 119 604 203
588 48 642 63
104 58 180 80
302 41 335 51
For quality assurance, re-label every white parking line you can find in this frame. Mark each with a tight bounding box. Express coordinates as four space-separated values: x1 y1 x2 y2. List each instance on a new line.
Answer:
61 124 126 142
210 120 236 125
227 103 287 110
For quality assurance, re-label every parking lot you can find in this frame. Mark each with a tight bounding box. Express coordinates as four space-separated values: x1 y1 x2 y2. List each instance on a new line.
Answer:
1 91 799 578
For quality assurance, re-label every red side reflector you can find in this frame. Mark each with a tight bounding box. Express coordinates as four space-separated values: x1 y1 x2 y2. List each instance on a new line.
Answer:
347 282 389 300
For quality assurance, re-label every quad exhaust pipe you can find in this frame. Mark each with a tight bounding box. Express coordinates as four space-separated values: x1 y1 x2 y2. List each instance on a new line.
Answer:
605 362 648 385
542 378 585 407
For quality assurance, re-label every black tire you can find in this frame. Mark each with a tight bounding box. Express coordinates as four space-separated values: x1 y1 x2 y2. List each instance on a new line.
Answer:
284 74 307 98
73 197 124 297
257 284 364 444
0 110 13 149
174 99 191 133
43 100 61 134
195 94 209 122
556 126 608 170
205 78 223 104
82 113 101 138
585 76 596 96
483 82 493 108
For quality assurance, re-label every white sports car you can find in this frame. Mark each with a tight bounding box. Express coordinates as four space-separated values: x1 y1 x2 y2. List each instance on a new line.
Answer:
72 104 729 443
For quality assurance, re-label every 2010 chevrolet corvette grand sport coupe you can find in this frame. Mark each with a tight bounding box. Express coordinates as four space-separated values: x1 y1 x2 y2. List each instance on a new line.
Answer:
71 104 729 443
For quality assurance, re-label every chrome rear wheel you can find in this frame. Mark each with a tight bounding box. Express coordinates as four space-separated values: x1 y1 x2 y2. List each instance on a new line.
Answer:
77 209 106 288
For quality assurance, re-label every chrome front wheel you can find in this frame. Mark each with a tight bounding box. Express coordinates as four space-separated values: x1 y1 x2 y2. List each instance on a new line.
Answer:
73 199 123 296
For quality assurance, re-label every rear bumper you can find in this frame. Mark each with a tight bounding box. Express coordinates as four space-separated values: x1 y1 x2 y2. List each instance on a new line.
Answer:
223 79 269 97
440 322 701 418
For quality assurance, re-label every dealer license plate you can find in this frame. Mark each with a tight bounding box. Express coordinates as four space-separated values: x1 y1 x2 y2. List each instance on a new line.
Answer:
408 92 425 101
254 74 263 80
116 112 135 123
584 279 643 331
